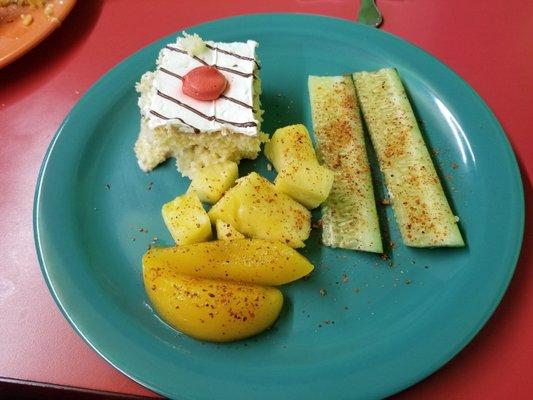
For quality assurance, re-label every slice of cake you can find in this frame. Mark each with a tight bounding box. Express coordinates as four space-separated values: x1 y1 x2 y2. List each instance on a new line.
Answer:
135 33 266 177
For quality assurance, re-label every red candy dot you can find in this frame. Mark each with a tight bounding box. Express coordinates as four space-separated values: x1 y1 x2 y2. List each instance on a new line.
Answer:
182 66 227 101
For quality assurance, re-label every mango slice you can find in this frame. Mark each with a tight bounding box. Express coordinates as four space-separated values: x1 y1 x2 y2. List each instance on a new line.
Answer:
144 273 283 342
143 239 314 286
161 193 212 245
208 172 311 248
188 161 239 204
265 124 334 209
264 124 317 170
215 219 245 241
274 162 334 209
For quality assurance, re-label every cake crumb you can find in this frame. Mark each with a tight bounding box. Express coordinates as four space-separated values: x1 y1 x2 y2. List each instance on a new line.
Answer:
21 14 33 26
266 163 272 171
181 32 207 56
341 273 349 283
44 3 54 17
451 162 459 170
381 198 391 205
319 288 327 297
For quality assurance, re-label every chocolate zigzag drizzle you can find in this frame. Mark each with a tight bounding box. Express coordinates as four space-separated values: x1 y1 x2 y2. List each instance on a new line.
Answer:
149 109 200 133
159 67 183 80
205 44 261 69
165 46 254 78
157 90 257 128
219 94 253 110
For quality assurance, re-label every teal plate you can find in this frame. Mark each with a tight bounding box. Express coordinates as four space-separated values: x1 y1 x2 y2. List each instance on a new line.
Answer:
34 14 524 400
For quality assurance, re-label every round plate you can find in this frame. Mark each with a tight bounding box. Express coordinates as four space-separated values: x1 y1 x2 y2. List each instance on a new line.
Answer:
34 14 524 400
0 0 76 68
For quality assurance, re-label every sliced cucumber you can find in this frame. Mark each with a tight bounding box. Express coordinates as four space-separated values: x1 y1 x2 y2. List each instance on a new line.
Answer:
308 75 383 253
353 68 464 247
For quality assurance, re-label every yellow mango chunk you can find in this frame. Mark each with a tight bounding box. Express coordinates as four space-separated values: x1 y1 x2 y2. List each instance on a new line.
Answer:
144 273 283 342
274 162 334 209
264 124 317 170
188 161 238 204
215 219 245 241
208 172 311 248
143 239 314 286
265 124 334 209
162 193 212 245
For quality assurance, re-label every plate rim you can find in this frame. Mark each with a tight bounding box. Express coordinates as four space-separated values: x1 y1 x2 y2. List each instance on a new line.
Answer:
33 12 525 399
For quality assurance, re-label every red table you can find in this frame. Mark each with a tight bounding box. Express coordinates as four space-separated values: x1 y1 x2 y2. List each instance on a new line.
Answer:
1 1 532 398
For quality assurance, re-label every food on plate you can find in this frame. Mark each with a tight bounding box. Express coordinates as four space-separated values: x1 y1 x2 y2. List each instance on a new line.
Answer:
215 219 244 240
136 42 467 344
264 124 317 169
143 239 314 341
265 124 334 209
144 273 283 342
274 165 334 209
161 193 212 245
0 1 53 25
134 32 267 178
353 68 464 247
0 0 44 6
187 160 238 204
308 75 383 253
143 239 314 286
208 172 311 248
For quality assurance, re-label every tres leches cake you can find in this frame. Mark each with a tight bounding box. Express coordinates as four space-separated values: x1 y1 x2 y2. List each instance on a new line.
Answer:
135 33 266 177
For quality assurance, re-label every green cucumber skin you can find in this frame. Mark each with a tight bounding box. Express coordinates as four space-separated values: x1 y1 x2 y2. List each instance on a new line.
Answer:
354 68 464 247
308 75 383 253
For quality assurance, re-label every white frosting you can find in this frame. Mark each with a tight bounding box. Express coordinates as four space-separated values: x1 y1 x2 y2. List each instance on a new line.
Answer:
139 35 259 136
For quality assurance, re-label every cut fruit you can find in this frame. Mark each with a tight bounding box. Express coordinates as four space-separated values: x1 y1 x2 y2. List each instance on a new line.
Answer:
308 75 383 253
144 273 283 342
208 172 311 248
274 162 334 209
265 124 334 209
187 160 238 204
353 68 464 247
143 239 314 286
161 193 212 245
264 124 317 170
215 219 245 241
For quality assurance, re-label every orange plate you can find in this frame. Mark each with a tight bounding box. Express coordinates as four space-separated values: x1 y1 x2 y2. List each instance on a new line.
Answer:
0 0 76 68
